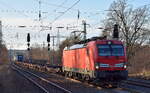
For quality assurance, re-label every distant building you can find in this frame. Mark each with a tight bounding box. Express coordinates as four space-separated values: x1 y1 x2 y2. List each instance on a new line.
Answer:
8 50 28 62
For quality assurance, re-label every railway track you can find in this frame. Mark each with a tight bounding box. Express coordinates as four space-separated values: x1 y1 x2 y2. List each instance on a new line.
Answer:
14 62 149 93
122 78 150 88
13 63 104 93
11 64 72 93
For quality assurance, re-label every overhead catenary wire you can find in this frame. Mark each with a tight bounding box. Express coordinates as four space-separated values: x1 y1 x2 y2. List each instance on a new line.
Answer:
0 9 38 14
33 0 78 11
42 0 68 20
30 0 106 29
50 0 80 24
0 0 29 18
53 0 68 12
31 0 81 32
0 0 44 31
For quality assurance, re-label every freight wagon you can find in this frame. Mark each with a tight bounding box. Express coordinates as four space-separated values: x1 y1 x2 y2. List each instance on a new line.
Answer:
17 55 24 62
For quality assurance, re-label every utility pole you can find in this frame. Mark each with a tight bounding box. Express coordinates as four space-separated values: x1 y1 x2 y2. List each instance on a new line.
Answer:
51 36 56 66
39 0 42 21
56 26 64 47
71 31 82 39
42 42 45 49
82 20 87 40
42 41 45 58
48 35 66 66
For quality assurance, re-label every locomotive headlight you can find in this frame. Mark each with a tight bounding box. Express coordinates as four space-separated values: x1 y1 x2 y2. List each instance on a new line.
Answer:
124 65 127 68
95 65 99 69
123 63 127 68
95 63 99 69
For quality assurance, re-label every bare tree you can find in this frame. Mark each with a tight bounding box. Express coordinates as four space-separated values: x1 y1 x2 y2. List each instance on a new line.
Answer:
0 21 8 63
102 0 150 62
0 21 2 45
30 44 49 60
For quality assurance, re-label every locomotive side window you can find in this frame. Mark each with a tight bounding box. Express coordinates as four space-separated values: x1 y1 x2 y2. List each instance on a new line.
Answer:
97 44 124 56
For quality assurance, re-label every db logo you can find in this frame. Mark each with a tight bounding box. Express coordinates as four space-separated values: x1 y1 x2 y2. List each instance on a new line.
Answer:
110 65 114 67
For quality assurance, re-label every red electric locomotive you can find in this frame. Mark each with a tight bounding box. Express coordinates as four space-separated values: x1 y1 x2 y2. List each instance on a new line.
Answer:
62 37 128 86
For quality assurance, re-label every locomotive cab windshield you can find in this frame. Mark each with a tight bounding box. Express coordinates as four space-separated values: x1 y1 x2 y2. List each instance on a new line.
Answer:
97 44 124 56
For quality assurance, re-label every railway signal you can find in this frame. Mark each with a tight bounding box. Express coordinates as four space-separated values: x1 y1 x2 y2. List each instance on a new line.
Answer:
82 20 90 40
27 33 30 51
113 24 119 39
27 43 30 51
82 20 87 40
48 44 50 51
47 34 50 51
56 26 64 46
27 33 30 42
47 34 50 42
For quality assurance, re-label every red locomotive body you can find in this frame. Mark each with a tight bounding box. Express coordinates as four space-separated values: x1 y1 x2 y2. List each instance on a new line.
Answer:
62 39 128 85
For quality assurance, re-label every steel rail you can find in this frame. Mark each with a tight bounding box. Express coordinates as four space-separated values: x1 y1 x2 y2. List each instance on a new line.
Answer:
11 66 49 93
12 63 72 93
123 79 150 88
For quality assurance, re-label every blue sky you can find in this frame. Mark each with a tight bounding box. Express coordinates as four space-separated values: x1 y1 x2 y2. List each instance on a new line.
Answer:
0 0 150 49
0 0 149 18
1 0 149 22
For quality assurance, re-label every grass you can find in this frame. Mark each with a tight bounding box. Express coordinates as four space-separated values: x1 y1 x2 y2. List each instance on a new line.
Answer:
129 71 150 80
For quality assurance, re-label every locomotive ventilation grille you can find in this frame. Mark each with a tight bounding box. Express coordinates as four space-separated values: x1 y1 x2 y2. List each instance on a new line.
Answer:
96 63 127 68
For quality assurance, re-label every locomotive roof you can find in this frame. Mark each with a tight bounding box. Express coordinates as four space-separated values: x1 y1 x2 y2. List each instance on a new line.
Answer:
64 44 85 50
64 36 123 50
75 36 107 44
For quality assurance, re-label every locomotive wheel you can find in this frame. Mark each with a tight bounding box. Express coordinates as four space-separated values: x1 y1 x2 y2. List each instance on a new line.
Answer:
65 71 68 77
72 72 77 79
77 74 82 80
111 82 119 88
111 84 118 88
68 72 72 77
81 74 85 80
85 75 90 81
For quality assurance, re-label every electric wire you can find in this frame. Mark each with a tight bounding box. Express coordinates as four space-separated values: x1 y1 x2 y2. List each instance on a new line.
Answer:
53 0 68 12
50 0 80 24
33 0 78 11
42 0 68 20
0 0 29 18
